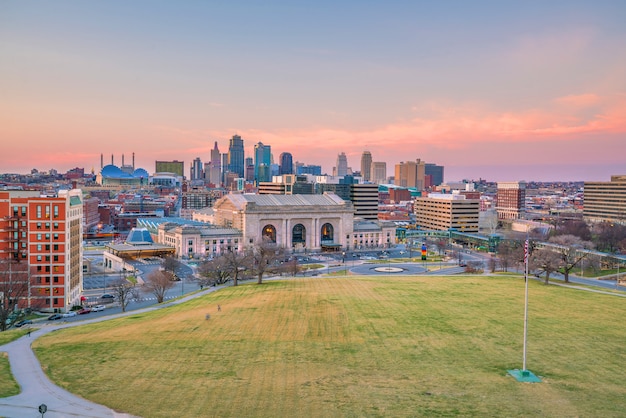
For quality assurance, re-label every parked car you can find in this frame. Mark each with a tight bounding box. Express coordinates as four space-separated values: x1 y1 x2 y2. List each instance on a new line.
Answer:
100 294 115 300
62 311 77 318
91 305 106 312
78 307 92 315
15 319 33 327
48 314 63 320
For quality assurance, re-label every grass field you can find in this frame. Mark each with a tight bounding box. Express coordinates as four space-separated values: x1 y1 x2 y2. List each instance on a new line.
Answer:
31 276 626 417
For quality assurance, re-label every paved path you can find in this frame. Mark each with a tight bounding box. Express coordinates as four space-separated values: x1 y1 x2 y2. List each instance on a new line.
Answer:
0 287 222 418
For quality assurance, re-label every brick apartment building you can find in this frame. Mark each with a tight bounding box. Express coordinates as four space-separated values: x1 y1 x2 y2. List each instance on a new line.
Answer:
0 189 83 312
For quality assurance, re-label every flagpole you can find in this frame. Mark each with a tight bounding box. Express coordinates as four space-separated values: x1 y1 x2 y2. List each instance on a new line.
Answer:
507 238 540 382
523 239 529 371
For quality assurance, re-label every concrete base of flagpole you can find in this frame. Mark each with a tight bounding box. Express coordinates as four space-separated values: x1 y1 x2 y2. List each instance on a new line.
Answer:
507 369 542 383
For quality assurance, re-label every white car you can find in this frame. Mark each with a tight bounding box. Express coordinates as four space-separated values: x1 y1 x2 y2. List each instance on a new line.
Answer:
62 311 77 317
92 305 106 312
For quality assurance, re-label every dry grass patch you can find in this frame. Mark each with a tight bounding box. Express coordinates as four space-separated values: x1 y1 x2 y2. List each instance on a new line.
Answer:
33 276 626 417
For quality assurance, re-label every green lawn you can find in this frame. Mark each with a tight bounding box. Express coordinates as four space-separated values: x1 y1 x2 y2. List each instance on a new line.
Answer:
26 276 626 417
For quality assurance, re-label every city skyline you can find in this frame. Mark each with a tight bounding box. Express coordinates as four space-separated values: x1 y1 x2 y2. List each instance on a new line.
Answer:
2 1 625 181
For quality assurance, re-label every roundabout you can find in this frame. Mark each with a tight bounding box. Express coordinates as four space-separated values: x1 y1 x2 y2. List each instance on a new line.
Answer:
349 262 428 275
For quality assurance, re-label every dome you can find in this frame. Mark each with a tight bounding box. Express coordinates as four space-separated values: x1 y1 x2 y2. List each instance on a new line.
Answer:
133 168 149 178
100 164 135 178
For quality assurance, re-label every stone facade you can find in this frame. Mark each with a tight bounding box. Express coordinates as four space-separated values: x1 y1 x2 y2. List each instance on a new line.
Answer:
212 193 355 251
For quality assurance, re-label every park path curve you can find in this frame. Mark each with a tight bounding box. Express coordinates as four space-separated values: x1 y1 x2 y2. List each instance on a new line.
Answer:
0 286 221 418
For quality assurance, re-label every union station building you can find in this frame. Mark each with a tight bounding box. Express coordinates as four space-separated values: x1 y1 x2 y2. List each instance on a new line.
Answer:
151 193 396 258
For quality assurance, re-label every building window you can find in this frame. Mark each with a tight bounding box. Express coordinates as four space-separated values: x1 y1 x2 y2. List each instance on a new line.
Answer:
37 205 42 218
53 222 58 229
45 277 50 283
37 266 42 272
45 266 50 272
53 234 59 240
54 276 59 283
45 255 50 261
45 233 50 240
53 244 58 250
54 255 59 262
37 233 42 240
37 255 42 261
53 205 59 218
45 206 50 218
21 206 26 216
37 244 42 251
37 222 42 229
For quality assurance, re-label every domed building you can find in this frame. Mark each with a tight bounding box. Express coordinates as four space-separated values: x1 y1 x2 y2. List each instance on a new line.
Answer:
96 162 150 187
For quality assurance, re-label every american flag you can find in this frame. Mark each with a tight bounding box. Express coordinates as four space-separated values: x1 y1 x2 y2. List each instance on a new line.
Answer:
524 239 529 264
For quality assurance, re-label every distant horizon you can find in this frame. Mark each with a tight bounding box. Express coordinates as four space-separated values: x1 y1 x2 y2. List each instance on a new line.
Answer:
2 2 625 182
2 158 622 184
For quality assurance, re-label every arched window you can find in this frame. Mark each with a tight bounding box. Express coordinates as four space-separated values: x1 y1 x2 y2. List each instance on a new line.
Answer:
292 224 306 245
321 223 334 243
262 224 276 243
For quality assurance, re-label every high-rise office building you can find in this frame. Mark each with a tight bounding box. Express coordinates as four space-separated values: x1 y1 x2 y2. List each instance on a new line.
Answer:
190 157 203 182
245 157 255 182
583 175 626 224
227 135 245 178
425 163 444 187
0 189 83 312
335 152 349 177
254 142 272 184
496 181 526 220
208 141 222 186
279 152 294 175
372 162 387 184
395 159 426 190
414 193 480 233
361 151 373 182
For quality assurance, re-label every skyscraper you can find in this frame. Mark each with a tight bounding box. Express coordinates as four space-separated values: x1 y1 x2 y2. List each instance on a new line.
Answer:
254 142 272 183
335 152 348 177
360 151 372 182
372 162 387 184
395 159 426 190
190 157 203 182
227 135 245 178
209 141 222 186
425 163 444 187
279 152 293 175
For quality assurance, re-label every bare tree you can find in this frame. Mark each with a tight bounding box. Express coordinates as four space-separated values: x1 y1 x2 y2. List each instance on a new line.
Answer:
552 218 591 241
595 222 626 253
250 239 287 284
530 247 561 285
283 259 302 277
143 270 175 303
0 261 31 331
497 241 523 273
483 209 499 235
161 256 181 273
196 256 231 287
488 256 498 273
435 239 448 256
110 277 139 312
222 250 250 287
549 234 595 283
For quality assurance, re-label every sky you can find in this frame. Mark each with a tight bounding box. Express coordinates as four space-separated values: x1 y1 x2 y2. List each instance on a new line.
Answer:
1 1 625 182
